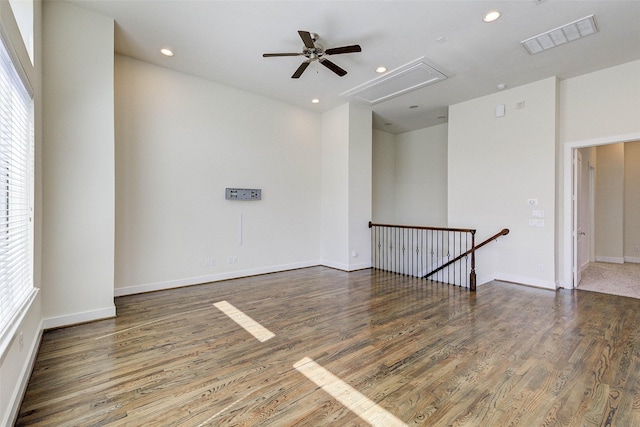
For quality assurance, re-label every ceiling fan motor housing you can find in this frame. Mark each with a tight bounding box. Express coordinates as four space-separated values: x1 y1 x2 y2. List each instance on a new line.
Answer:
304 41 325 61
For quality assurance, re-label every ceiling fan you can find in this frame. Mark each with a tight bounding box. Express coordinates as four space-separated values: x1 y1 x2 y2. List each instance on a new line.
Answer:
263 30 362 79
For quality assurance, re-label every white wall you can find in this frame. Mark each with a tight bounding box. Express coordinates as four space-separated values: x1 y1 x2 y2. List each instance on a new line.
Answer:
559 60 640 287
559 61 640 143
395 124 447 226
590 140 640 264
371 124 448 227
0 0 42 425
372 129 395 223
625 141 640 262
321 103 372 270
41 1 115 326
115 55 322 294
595 144 625 263
347 103 372 270
321 105 350 269
448 77 557 288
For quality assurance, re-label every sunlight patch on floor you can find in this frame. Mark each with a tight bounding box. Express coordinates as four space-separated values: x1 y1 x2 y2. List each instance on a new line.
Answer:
214 300 275 342
294 357 408 427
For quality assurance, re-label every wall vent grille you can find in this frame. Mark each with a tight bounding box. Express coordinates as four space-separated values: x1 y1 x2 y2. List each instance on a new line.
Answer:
521 15 598 55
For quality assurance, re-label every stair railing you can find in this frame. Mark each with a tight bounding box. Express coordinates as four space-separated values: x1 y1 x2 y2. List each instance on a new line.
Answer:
423 228 510 282
369 222 509 291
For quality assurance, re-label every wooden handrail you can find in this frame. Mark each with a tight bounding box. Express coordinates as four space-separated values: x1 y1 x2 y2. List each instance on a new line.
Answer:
368 221 475 234
423 228 509 280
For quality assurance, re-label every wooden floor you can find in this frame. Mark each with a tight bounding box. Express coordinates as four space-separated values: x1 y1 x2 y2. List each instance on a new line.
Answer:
16 267 640 426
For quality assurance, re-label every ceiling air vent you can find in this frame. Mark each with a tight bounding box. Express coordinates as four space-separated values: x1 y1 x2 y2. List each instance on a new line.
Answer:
341 57 447 105
521 15 598 55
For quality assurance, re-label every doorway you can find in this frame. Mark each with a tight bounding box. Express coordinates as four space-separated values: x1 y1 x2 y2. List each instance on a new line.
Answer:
563 132 640 289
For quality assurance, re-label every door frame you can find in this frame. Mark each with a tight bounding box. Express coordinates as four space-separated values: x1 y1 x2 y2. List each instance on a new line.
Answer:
573 149 582 286
563 131 640 289
588 164 595 263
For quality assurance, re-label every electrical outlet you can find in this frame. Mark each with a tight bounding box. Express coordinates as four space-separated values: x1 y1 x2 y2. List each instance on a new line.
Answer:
204 258 216 267
537 264 544 272
228 256 239 264
635 246 640 253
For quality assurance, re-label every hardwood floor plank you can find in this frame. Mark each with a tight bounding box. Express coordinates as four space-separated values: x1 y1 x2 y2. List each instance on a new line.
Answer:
16 267 640 426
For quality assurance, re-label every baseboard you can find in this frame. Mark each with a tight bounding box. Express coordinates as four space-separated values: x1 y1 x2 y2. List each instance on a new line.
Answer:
114 260 323 297
488 272 557 290
42 305 116 330
115 260 375 297
320 260 350 271
350 263 373 271
477 273 496 287
4 319 43 427
344 261 372 271
624 256 640 264
580 261 590 273
595 256 624 264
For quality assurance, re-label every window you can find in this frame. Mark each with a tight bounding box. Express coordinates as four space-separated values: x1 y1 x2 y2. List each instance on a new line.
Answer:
0 34 35 342
8 0 34 66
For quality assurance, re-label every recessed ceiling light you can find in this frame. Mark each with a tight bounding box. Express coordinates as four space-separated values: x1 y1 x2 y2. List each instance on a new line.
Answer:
160 47 174 57
376 66 387 73
311 98 320 104
497 83 506 90
483 11 501 23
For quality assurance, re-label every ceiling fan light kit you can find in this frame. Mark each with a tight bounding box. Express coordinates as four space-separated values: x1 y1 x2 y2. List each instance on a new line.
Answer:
263 30 362 79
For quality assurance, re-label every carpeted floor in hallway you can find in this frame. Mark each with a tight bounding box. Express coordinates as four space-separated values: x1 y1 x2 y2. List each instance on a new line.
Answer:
578 261 640 299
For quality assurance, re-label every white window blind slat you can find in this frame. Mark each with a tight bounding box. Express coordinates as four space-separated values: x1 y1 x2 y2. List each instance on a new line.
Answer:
0 33 34 341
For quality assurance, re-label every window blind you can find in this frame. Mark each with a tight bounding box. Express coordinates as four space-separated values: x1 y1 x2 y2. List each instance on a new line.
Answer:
0 34 34 341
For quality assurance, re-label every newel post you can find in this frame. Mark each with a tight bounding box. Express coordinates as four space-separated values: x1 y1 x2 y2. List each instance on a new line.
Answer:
470 230 477 291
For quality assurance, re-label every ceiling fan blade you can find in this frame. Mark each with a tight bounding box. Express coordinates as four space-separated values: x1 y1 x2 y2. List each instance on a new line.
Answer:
298 31 315 49
320 59 347 77
325 45 362 55
263 52 301 57
292 61 310 79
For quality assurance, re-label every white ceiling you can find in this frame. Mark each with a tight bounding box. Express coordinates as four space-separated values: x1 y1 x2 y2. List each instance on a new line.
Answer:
66 0 640 134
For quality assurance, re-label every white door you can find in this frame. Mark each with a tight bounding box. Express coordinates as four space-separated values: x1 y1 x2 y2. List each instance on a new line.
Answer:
573 150 587 286
571 148 582 288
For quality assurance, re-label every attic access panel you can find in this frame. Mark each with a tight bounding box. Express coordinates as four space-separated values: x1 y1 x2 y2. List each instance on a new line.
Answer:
341 57 447 105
